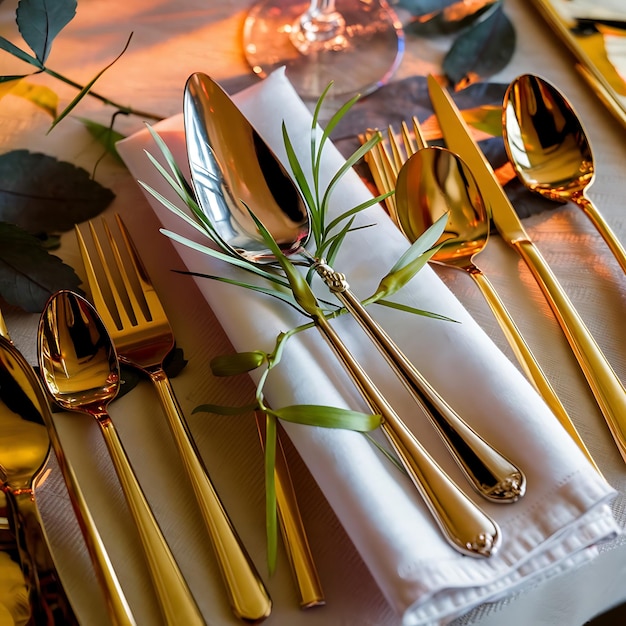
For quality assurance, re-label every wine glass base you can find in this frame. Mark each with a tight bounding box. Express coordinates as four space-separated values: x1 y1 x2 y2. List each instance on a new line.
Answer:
243 0 404 104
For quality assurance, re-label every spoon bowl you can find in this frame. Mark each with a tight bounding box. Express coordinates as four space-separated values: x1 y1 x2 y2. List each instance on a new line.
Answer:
395 146 489 272
503 73 626 273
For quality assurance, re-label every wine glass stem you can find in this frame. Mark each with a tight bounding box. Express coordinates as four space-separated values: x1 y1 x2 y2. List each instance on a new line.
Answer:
292 0 347 54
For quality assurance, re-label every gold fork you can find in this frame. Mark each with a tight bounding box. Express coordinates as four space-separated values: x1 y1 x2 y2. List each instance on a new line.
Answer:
361 118 599 473
76 214 272 623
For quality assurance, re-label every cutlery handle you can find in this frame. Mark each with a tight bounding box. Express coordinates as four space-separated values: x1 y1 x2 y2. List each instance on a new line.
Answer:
149 370 272 623
315 261 525 503
471 271 601 474
255 413 325 609
577 192 626 274
49 424 137 626
99 420 205 626
8 489 80 625
313 312 500 558
515 239 626 461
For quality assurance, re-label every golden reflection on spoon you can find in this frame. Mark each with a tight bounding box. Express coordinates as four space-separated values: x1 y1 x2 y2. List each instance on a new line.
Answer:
38 291 204 626
503 73 626 273
394 133 599 473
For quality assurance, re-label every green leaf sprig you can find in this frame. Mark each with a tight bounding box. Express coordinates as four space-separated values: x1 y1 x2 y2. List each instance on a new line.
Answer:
0 0 163 128
141 85 453 571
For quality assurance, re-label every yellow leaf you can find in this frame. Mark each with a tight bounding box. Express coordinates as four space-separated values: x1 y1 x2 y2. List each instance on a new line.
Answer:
0 78 22 100
9 81 59 117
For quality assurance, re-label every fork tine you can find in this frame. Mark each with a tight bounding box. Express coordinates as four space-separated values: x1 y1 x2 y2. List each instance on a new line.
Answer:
104 215 156 327
412 115 428 150
75 223 122 333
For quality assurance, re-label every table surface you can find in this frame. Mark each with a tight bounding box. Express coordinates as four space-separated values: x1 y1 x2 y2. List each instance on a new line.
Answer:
1 1 626 625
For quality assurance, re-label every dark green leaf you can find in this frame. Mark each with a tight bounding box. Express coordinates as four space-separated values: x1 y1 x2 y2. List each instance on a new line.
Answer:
269 404 381 431
117 365 141 399
443 3 516 89
0 35 41 67
0 222 81 312
16 0 77 64
164 347 187 378
0 149 114 234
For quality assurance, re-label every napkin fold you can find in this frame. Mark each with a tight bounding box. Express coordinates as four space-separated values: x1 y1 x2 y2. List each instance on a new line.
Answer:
117 69 620 625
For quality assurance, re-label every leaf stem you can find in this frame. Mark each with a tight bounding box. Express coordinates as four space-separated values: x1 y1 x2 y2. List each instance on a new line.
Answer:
41 66 164 121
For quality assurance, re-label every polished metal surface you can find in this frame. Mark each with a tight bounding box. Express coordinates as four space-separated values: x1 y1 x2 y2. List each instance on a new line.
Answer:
37 291 205 625
427 74 626 463
183 71 525 504
0 335 79 625
0 310 136 626
361 119 598 473
75 216 272 623
503 73 626 273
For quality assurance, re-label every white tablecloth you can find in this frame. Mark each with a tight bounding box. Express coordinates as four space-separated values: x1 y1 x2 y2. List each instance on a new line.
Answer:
1 1 625 624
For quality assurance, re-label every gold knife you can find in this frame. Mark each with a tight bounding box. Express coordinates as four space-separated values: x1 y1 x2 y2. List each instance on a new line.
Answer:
427 74 626 464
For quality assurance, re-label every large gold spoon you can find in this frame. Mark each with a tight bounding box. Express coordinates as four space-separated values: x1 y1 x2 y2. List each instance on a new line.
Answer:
38 291 204 626
503 73 626 274
393 126 599 473
182 71 524 505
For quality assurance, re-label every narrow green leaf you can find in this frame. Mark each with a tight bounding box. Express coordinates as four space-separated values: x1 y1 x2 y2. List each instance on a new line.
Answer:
48 32 133 132
370 298 457 322
264 413 278 573
16 0 77 64
210 351 267 376
372 246 440 302
388 213 448 274
145 125 196 201
270 405 381 431
0 35 42 67
159 228 290 288
247 208 321 318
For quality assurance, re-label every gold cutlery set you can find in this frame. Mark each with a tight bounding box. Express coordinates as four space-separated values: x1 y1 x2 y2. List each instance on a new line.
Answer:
1 69 624 625
362 74 626 468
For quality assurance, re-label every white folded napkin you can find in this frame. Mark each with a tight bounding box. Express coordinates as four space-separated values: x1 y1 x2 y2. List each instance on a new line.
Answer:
117 68 619 626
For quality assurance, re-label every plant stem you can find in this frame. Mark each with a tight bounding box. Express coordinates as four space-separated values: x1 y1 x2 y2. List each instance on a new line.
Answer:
42 67 164 121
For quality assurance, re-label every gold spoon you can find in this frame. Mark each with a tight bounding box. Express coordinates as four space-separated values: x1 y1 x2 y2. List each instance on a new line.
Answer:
503 73 626 274
182 71 524 505
393 125 599 474
0 311 136 626
0 335 79 625
37 291 204 626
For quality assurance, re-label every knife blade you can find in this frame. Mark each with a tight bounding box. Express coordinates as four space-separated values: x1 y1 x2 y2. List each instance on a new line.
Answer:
427 74 626 464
